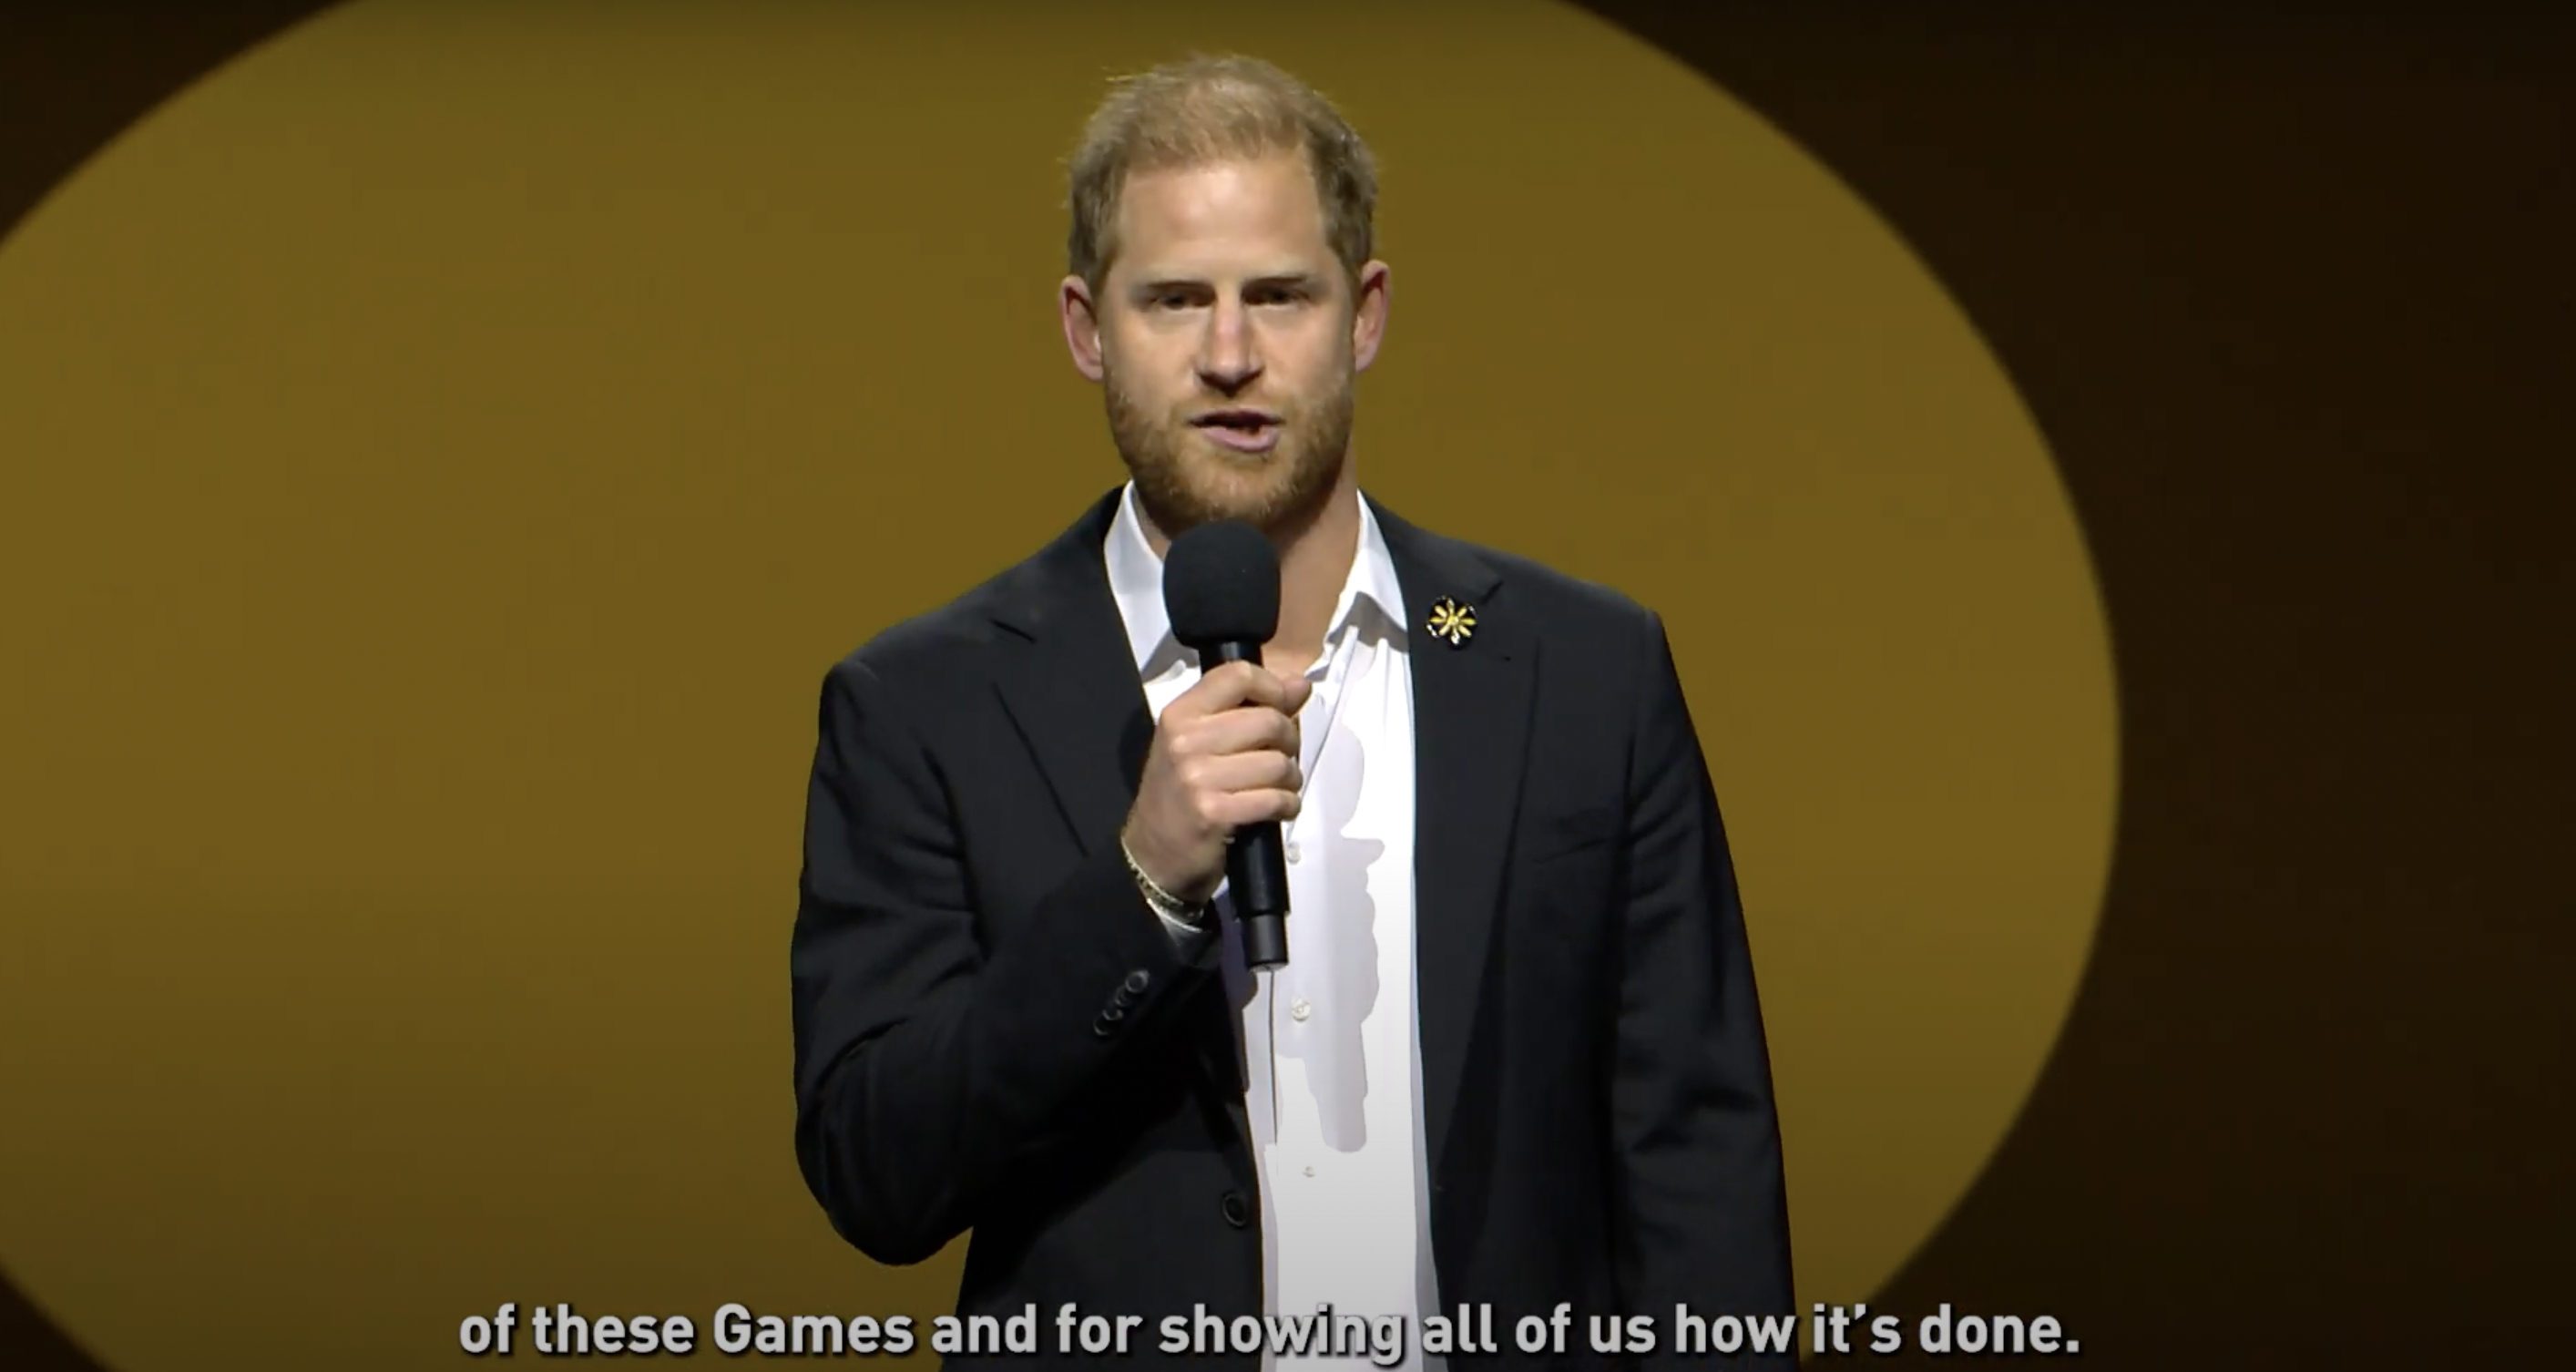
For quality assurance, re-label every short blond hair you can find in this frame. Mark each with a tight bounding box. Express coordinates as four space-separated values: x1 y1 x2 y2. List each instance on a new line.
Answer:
1066 54 1379 292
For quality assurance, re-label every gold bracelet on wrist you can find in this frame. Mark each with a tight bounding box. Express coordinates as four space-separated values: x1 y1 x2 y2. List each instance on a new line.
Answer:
1121 840 1207 927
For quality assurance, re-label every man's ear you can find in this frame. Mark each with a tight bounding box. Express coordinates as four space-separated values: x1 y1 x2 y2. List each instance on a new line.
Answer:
1060 274 1106 383
1350 261 1392 374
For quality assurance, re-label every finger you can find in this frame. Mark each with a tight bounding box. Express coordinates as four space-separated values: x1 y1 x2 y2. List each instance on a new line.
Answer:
1181 706 1302 759
1280 675 1314 713
1231 660 1292 709
1166 660 1281 720
1190 750 1301 794
1211 788 1302 829
1172 746 1300 808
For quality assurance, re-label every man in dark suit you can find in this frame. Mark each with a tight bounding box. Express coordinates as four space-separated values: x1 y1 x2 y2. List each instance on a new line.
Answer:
791 55 1794 1369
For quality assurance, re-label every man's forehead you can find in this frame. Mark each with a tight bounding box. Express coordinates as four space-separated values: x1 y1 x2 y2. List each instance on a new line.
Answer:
1117 154 1318 225
1116 254 1329 286
1124 147 1314 192
1109 162 1332 280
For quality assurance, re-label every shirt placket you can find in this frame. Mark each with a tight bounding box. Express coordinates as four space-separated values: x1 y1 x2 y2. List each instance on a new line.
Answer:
1276 623 1361 1126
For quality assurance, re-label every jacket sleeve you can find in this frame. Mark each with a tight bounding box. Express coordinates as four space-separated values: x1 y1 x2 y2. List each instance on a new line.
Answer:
789 655 1213 1265
1609 610 1798 1367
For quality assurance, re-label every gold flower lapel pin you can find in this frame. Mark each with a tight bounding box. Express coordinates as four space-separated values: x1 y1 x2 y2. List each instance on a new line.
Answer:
1426 596 1477 649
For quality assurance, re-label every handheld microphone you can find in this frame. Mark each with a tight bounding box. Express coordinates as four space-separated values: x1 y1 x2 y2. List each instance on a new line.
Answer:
1162 518 1291 971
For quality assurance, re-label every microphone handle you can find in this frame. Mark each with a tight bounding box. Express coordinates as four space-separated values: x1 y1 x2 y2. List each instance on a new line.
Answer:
1204 640 1290 970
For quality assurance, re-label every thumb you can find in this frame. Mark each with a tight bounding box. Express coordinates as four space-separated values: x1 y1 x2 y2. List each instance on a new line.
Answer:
1283 675 1315 712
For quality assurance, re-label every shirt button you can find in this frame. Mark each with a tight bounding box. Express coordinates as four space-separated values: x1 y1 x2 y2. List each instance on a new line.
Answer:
1285 841 1302 864
1290 998 1312 1021
1303 1165 1316 1177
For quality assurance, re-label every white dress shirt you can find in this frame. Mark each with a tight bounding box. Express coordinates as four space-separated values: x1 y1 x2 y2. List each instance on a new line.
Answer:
1104 482 1443 1372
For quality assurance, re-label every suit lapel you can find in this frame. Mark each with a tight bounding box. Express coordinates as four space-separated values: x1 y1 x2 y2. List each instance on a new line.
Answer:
1371 499 1537 1179
986 490 1151 860
986 489 1248 1117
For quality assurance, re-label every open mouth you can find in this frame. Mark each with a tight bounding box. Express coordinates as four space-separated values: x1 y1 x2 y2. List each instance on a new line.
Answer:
1191 409 1283 453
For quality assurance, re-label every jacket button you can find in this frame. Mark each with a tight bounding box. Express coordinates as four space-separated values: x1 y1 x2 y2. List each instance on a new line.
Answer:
1123 969 1151 994
1219 1190 1250 1227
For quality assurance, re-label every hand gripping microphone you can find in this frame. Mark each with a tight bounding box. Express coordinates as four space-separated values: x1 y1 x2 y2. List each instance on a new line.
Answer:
1161 518 1291 971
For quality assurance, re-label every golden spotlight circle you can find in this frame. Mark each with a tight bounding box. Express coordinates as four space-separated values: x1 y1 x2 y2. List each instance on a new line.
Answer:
0 3 2114 1367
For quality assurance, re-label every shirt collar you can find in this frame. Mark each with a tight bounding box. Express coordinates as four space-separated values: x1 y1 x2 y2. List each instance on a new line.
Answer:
1104 481 1406 681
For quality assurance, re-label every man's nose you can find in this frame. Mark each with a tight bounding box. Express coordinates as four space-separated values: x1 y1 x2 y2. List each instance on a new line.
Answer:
1196 302 1262 393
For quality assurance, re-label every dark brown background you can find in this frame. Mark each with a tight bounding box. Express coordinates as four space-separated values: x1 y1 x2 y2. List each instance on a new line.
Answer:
2 2 2566 1367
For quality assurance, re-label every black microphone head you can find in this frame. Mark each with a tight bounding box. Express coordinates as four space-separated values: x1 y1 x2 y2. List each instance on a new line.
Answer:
1162 518 1280 649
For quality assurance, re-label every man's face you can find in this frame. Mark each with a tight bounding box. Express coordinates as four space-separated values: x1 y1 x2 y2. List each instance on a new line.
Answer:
1062 152 1388 538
